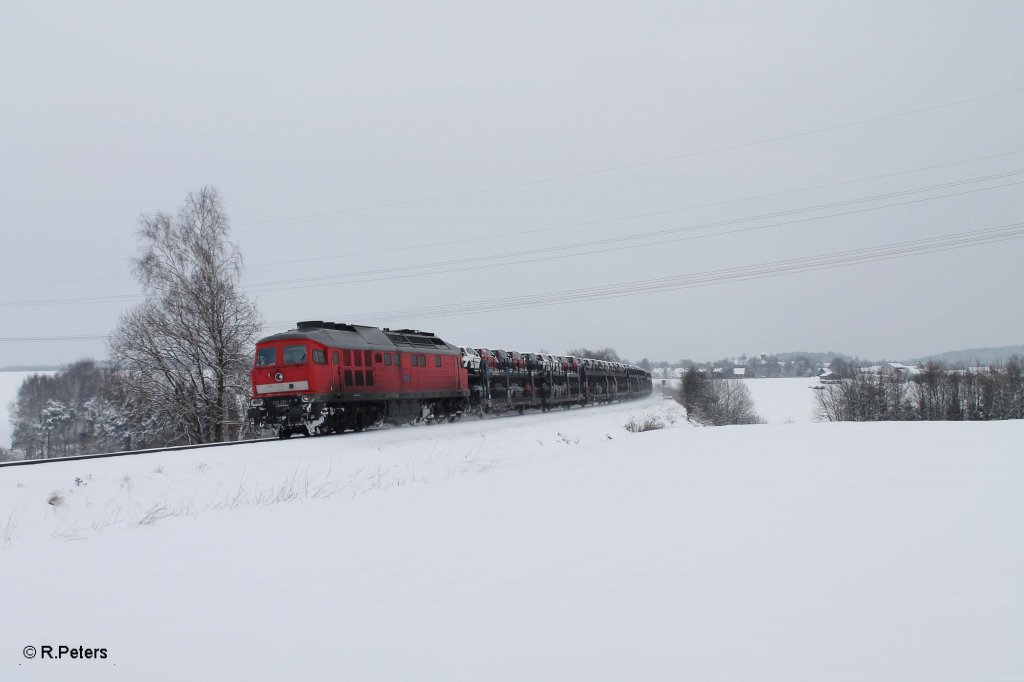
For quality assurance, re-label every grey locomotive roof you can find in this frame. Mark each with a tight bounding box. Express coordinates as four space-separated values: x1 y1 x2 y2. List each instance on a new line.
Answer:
257 322 461 353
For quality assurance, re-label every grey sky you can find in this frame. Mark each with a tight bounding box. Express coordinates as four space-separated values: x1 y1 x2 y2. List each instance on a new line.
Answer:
2 0 1022 366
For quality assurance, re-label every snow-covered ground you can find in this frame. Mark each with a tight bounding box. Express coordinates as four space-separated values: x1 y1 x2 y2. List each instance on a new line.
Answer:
744 376 821 423
653 375 821 423
2 392 1023 681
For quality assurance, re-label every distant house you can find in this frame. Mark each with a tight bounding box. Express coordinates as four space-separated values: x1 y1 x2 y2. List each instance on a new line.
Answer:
754 361 783 378
883 363 919 381
818 370 842 384
731 367 747 378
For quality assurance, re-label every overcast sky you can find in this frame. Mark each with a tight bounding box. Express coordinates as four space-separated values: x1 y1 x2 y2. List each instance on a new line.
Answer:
2 0 1022 367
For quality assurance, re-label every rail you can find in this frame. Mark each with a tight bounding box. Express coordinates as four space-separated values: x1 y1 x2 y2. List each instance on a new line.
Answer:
0 437 279 469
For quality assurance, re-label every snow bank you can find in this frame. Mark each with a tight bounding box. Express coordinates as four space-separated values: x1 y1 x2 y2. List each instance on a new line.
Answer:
2 397 1022 681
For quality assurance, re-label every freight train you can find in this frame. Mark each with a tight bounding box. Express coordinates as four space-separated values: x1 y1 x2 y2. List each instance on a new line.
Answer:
248 321 653 438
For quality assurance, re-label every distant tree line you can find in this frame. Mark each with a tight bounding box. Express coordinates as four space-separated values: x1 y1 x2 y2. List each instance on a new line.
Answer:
576 351 853 379
9 360 133 459
565 347 621 362
630 354 857 378
815 359 1024 422
3 188 262 462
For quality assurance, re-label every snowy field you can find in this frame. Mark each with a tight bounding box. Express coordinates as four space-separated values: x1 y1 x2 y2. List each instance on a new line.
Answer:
2 391 1023 680
744 376 821 423
655 376 821 424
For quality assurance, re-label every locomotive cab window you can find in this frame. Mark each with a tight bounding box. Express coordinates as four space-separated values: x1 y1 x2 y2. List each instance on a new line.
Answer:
256 348 276 367
283 345 307 365
312 349 326 365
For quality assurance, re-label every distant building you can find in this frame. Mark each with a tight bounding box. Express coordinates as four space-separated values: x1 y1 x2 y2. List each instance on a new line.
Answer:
754 361 783 378
859 363 920 382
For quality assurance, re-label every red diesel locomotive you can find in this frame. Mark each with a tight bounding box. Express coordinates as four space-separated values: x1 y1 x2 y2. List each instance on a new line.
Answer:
249 322 467 437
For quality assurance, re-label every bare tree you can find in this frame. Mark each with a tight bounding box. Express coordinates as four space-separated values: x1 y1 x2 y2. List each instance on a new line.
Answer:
679 368 763 425
816 358 1024 423
680 368 714 418
108 187 263 444
706 379 764 425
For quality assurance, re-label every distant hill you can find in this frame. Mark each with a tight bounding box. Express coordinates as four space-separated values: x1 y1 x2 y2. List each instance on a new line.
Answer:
906 345 1024 366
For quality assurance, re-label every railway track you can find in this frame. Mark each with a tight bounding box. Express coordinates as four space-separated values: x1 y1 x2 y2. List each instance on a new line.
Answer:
0 437 279 469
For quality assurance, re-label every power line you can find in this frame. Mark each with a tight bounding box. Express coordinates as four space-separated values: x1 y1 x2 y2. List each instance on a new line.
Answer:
242 171 1024 291
242 148 1024 270
6 221 1020 342
2 170 1020 307
4 147 1023 288
336 222 1024 321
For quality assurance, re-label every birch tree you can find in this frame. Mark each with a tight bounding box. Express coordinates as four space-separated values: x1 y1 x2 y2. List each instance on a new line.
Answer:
108 187 263 444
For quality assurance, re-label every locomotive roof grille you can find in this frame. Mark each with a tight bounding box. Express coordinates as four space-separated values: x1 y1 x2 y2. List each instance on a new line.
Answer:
385 332 411 345
295 320 356 332
383 330 451 348
392 328 436 337
409 336 436 347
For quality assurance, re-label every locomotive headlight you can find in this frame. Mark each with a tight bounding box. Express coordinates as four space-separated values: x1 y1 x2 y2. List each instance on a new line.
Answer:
250 399 264 407
300 394 315 403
